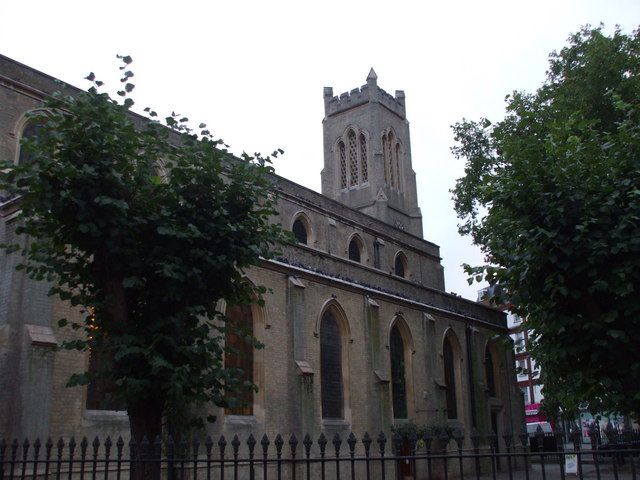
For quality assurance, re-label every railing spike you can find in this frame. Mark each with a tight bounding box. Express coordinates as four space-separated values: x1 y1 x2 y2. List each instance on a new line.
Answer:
247 433 256 453
302 434 312 456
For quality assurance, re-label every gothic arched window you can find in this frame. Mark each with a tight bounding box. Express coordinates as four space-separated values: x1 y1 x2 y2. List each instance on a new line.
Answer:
18 119 44 165
443 335 458 420
390 324 408 419
348 236 362 263
321 309 344 419
339 141 347 189
292 216 309 245
225 304 254 416
359 134 368 183
485 346 496 397
394 252 408 278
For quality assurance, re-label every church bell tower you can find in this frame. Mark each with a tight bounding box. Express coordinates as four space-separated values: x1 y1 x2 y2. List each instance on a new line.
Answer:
321 69 423 237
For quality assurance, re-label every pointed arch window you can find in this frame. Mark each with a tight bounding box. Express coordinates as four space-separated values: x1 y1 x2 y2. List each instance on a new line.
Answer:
390 324 408 419
394 252 408 278
321 309 344 419
359 134 368 183
18 118 45 165
485 347 496 397
443 336 458 420
348 236 362 263
225 304 254 416
292 217 309 245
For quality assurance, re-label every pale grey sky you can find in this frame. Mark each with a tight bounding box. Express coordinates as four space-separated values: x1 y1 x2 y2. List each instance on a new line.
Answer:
1 0 638 299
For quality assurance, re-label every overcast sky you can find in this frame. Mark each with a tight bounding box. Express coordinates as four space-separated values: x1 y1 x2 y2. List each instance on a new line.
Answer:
1 0 638 300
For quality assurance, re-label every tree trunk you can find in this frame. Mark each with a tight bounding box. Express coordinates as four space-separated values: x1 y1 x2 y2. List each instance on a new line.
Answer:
128 397 163 480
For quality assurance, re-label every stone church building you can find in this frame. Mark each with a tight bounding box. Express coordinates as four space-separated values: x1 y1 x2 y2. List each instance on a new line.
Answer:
0 55 525 449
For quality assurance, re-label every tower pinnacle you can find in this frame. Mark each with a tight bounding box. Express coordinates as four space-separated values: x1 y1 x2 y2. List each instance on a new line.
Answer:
367 68 377 82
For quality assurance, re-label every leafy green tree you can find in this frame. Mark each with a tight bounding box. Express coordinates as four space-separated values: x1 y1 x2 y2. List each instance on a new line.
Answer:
0 56 289 446
451 26 640 417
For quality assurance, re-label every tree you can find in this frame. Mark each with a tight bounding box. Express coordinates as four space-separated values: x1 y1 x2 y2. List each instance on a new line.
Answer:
0 56 289 447
451 26 640 417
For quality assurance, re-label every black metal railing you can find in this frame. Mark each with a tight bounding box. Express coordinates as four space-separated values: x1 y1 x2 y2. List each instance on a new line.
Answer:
1 428 639 480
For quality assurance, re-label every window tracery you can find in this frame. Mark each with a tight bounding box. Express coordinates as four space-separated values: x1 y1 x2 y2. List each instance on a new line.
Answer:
336 129 368 189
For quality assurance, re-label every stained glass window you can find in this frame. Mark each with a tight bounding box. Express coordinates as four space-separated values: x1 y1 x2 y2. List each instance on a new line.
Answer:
225 304 254 416
390 325 407 419
321 310 343 419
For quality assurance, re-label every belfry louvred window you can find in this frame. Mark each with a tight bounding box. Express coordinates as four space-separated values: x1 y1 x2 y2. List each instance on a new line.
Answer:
337 130 368 189
382 129 401 190
339 141 347 189
359 134 368 183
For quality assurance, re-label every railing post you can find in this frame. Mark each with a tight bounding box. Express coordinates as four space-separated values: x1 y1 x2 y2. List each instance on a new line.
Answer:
247 434 256 480
274 434 284 480
570 423 584 480
423 430 433 480
288 435 297 480
392 432 402 480
91 437 99 480
589 423 602 480
453 428 465 480
260 434 270 480
438 430 450 480
318 433 327 480
347 433 357 480
231 435 240 480
487 431 498 480
503 429 514 480
535 426 546 480
45 438 53 480
409 431 417 479
302 434 312 480
376 432 386 480
519 427 530 480
362 433 372 480
204 436 213 480
554 425 565 480
217 435 227 480
332 433 342 480
470 428 481 480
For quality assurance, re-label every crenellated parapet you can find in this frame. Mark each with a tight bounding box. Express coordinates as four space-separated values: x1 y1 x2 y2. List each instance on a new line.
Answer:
323 69 406 119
